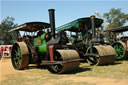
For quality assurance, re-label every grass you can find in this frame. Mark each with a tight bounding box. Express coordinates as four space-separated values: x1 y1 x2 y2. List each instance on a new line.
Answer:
55 80 96 85
76 61 128 79
1 59 128 85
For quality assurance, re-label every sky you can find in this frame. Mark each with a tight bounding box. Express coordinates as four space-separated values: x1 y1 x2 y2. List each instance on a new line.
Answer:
1 0 128 35
1 0 128 27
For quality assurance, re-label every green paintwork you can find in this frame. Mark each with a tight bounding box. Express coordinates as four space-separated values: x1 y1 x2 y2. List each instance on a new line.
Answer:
56 20 79 32
34 34 48 54
56 17 103 32
40 33 46 40
39 34 48 54
38 42 47 54
89 42 93 53
34 38 42 46
113 43 125 59
71 36 77 43
15 47 22 66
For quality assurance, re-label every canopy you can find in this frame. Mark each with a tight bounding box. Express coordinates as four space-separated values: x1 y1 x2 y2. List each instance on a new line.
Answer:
104 26 128 33
9 22 50 32
56 17 103 32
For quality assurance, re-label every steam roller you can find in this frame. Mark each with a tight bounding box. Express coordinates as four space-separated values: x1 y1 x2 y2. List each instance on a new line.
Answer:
86 45 116 66
56 15 116 66
11 41 80 73
10 9 81 74
48 50 80 74
112 41 128 60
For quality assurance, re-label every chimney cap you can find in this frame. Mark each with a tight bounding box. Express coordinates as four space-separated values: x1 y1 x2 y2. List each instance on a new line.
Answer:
48 9 55 11
90 15 95 19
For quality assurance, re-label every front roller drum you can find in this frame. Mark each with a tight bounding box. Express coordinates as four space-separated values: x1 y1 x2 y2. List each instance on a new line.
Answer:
48 50 80 74
86 45 116 66
11 42 29 70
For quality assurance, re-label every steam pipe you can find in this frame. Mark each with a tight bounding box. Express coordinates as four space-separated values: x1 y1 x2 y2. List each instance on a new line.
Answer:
48 9 56 39
90 15 96 38
89 15 96 53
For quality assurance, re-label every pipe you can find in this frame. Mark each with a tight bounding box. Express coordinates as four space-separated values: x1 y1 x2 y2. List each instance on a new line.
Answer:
48 9 56 39
90 15 96 38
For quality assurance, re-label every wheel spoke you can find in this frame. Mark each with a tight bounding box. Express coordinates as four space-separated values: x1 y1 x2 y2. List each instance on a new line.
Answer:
53 65 59 72
13 46 22 68
113 43 125 59
88 56 99 65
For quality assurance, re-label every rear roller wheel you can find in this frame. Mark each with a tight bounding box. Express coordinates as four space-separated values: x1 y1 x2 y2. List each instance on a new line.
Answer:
112 41 127 60
11 42 29 70
48 50 80 74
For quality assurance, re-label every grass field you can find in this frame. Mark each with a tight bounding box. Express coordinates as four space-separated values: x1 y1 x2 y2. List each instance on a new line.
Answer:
0 58 128 85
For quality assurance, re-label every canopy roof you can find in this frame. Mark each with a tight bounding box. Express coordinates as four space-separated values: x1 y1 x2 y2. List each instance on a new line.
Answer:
9 22 50 32
56 17 103 32
104 26 128 33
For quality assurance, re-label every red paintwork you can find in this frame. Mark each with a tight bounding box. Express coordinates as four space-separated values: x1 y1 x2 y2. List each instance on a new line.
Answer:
49 45 54 61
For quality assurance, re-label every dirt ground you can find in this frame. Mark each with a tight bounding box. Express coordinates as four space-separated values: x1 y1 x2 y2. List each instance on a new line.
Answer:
0 58 15 79
0 58 128 85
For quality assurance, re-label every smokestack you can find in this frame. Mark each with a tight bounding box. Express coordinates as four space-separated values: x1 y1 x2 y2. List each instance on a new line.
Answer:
48 9 56 39
90 15 96 38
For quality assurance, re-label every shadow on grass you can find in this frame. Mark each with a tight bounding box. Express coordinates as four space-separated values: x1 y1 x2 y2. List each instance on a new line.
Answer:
64 67 91 74
26 65 48 70
25 66 37 70
25 65 91 74
96 62 122 67
111 62 122 65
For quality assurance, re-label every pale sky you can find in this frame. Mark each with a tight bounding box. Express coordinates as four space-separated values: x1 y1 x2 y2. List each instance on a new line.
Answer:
1 0 128 35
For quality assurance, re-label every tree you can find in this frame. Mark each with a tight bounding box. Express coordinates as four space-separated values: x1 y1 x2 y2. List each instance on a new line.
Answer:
103 8 128 41
103 8 128 30
0 16 18 45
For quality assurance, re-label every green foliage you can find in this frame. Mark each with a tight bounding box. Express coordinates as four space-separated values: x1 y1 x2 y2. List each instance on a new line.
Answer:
0 16 18 45
103 8 128 40
103 8 128 30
